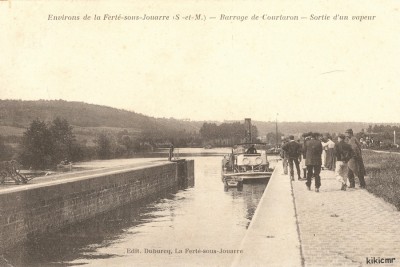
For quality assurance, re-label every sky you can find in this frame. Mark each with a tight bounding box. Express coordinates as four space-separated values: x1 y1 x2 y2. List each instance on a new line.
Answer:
1 1 399 123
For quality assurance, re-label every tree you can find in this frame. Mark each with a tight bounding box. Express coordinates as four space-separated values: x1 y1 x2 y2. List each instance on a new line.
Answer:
96 132 113 159
19 118 82 169
49 117 75 163
20 119 53 169
266 132 284 145
199 123 219 139
120 135 134 155
251 125 259 142
199 122 260 146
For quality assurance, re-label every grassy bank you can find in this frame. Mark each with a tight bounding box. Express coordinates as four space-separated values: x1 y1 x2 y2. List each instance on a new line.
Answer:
363 150 400 210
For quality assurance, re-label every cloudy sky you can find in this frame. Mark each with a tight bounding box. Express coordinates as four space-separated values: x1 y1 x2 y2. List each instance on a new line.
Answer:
1 1 399 123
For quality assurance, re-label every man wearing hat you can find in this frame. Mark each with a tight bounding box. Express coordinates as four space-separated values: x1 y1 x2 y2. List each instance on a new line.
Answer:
282 135 302 181
345 129 367 188
335 134 354 190
303 132 323 192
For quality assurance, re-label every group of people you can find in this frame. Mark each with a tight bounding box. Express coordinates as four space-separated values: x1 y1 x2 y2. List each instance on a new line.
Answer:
280 129 366 192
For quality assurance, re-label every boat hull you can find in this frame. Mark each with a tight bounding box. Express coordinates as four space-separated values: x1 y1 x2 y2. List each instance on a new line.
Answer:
225 180 241 187
223 171 272 180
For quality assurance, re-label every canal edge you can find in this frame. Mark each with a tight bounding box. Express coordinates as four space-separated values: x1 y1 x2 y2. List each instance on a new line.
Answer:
231 160 303 267
230 164 277 267
290 176 306 267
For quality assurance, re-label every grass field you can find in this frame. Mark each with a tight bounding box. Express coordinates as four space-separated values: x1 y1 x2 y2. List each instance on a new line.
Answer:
0 124 142 147
0 125 25 136
363 150 400 210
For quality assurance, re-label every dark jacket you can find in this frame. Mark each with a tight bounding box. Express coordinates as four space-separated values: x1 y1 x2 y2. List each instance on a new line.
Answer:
302 140 309 158
347 136 362 158
335 140 353 163
347 136 366 176
280 142 288 159
304 139 322 166
246 146 257 154
282 141 302 159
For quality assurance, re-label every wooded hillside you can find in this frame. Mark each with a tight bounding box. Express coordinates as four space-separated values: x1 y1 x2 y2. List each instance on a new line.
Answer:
1 99 398 138
0 99 204 135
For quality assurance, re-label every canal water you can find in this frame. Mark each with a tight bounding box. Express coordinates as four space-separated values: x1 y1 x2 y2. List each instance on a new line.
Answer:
3 151 272 267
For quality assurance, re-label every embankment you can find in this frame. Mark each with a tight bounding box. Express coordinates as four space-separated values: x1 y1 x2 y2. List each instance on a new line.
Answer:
0 160 194 253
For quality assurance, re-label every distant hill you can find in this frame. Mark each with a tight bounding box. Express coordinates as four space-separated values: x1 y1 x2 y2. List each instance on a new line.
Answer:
0 99 204 135
1 100 397 139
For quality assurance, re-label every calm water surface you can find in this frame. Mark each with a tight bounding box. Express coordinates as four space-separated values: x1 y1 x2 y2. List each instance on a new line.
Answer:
4 154 270 267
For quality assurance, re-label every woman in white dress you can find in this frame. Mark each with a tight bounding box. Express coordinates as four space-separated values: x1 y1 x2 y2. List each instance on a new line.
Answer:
325 136 336 170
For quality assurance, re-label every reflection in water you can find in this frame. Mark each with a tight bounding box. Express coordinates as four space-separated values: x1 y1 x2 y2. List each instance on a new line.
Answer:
229 180 268 223
4 156 268 267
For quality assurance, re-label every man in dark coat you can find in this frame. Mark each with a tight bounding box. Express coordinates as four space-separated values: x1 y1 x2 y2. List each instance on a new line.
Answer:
282 135 302 181
345 129 366 188
304 133 323 192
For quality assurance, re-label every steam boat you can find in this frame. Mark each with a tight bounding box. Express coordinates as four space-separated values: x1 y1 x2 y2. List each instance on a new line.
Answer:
221 142 273 188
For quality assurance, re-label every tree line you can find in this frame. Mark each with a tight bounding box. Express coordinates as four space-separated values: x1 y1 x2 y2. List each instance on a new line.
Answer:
199 122 259 144
3 118 398 170
359 124 400 149
0 117 204 170
365 124 400 134
1 119 263 170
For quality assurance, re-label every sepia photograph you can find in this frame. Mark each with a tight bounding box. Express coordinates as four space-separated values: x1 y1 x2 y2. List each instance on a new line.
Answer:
0 1 399 266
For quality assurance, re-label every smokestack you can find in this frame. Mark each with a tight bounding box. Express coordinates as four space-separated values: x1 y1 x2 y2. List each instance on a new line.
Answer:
245 118 252 142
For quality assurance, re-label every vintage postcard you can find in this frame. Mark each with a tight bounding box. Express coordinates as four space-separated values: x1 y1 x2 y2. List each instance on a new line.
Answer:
0 1 399 266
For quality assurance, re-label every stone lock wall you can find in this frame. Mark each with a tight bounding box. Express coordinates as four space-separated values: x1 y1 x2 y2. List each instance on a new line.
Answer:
0 160 194 253
174 159 195 189
186 159 195 187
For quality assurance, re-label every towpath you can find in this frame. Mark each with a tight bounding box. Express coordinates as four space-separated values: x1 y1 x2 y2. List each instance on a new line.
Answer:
233 164 400 267
293 168 400 267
